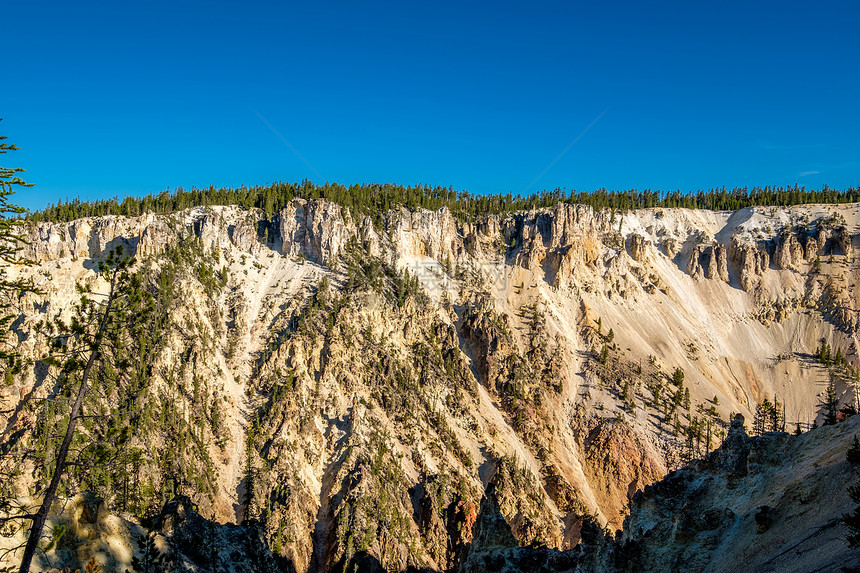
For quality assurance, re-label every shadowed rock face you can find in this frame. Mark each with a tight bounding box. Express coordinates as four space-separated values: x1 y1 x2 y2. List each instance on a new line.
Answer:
4 494 292 573
150 496 292 573
608 417 860 573
707 414 751 477
459 481 581 573
460 416 860 573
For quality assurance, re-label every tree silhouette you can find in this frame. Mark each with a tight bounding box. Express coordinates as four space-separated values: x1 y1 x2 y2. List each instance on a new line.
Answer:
0 119 36 373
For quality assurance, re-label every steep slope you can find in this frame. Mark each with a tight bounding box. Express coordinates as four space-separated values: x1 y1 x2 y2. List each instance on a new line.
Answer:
610 415 860 573
1 199 859 571
461 415 860 573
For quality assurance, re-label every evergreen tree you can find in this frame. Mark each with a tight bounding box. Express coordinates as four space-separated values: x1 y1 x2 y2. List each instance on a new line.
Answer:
753 399 774 435
242 424 257 521
27 180 860 225
835 347 845 366
19 247 159 573
822 380 839 426
843 482 860 548
599 345 609 365
0 122 37 526
769 397 785 432
848 435 860 465
126 532 166 573
0 120 36 373
817 342 833 366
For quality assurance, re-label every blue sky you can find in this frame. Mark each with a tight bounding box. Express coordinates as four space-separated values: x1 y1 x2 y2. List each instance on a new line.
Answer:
3 1 859 212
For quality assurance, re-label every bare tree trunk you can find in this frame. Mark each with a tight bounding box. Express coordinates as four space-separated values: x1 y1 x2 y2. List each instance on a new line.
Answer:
18 273 117 573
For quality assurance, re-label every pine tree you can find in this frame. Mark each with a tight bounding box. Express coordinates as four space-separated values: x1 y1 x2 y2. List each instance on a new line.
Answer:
126 532 166 573
19 247 159 573
769 398 784 432
848 435 860 465
0 120 36 373
242 424 257 521
822 380 839 425
0 123 39 539
753 399 774 435
599 345 609 365
843 482 860 548
817 342 833 366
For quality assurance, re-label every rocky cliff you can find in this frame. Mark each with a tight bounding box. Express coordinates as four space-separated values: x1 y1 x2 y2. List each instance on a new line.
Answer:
609 415 860 573
2 199 860 571
460 415 860 573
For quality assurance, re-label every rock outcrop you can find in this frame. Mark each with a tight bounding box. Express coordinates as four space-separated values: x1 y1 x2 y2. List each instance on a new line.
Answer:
463 416 860 573
1 494 290 573
687 242 729 282
151 496 288 573
278 199 355 265
773 230 805 271
394 206 463 262
729 235 770 291
459 481 581 573
626 233 647 262
607 416 860 573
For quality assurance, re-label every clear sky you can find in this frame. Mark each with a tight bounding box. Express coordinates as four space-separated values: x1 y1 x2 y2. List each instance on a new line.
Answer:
3 1 859 212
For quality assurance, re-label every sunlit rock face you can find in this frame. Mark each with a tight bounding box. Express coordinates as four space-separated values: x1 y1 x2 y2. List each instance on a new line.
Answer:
4 200 860 571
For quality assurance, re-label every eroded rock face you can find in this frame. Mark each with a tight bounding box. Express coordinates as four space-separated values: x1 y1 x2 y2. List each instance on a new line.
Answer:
626 233 647 262
466 483 518 556
23 218 139 262
463 417 860 573
774 230 805 271
230 216 264 255
16 421 859 573
729 236 769 291
394 206 462 262
571 414 665 531
0 493 139 573
194 209 230 252
137 214 174 257
1 493 289 573
459 481 581 573
22 202 366 267
661 237 681 258
508 204 611 274
687 242 729 282
609 417 860 573
277 199 356 265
